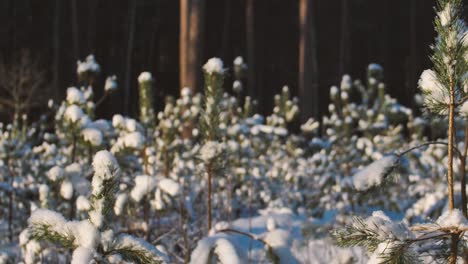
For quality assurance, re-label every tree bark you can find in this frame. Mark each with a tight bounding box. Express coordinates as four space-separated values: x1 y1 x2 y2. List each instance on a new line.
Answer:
448 77 457 264
461 123 468 217
53 0 60 99
245 0 256 98
71 0 79 60
408 0 418 108
338 0 350 77
186 0 205 93
221 0 232 60
87 0 98 53
124 0 137 115
179 0 189 90
298 0 319 121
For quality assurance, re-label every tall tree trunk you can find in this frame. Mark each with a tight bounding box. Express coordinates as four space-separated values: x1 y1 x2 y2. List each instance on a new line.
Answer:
53 0 60 99
148 3 159 70
186 0 205 93
245 0 256 98
71 0 79 61
221 0 232 60
179 0 189 90
124 0 137 115
408 0 417 108
88 0 98 53
298 0 319 120
338 0 350 77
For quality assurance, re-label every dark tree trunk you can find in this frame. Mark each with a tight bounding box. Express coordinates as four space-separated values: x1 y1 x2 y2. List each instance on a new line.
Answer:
124 0 137 115
408 0 418 108
179 0 188 90
221 0 232 60
53 0 60 99
87 0 98 53
186 0 205 93
299 0 319 120
245 0 256 99
338 0 350 77
71 0 79 60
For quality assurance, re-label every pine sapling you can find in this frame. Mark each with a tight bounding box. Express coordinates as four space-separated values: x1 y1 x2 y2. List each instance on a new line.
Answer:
334 0 468 261
137 72 155 239
200 57 225 231
418 0 467 261
25 150 169 264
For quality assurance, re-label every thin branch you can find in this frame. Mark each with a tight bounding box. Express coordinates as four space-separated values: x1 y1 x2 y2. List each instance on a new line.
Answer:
95 92 109 108
397 141 462 158
216 228 268 246
455 96 468 107
461 121 468 217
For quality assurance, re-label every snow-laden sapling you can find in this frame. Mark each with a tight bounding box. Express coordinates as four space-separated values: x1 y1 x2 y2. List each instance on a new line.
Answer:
200 57 226 231
138 72 156 128
23 150 169 264
232 56 247 102
77 54 101 86
334 0 468 262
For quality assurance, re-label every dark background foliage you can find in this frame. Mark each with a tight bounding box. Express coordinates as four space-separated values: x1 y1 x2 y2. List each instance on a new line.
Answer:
0 0 448 121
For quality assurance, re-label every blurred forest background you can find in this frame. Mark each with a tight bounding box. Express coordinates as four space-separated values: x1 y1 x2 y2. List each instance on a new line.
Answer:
0 0 447 122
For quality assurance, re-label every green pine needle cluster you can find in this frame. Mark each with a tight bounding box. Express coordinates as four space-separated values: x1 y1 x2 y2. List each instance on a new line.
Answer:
29 223 74 249
201 69 224 142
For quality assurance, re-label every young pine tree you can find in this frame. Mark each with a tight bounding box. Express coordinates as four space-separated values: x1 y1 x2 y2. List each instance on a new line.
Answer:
334 0 468 263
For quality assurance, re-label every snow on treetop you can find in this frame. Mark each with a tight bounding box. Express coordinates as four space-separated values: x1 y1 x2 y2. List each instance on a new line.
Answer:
77 54 101 74
436 209 468 229
66 87 85 105
81 127 103 147
104 75 118 92
203 57 224 74
123 131 145 149
418 69 449 104
130 175 157 202
301 118 319 133
233 56 244 66
66 220 100 249
438 2 452 27
138 72 153 83
368 63 383 72
71 247 95 264
340 74 352 90
158 178 181 196
233 80 242 93
125 118 138 132
28 209 66 231
92 150 119 181
341 91 349 100
64 105 85 123
199 141 224 162
76 195 91 212
352 155 398 191
330 86 338 97
60 180 73 200
112 114 125 128
47 166 64 182
181 87 192 97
